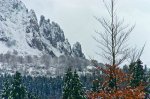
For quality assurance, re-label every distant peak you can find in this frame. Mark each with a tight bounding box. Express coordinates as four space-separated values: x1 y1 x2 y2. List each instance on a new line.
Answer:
72 42 85 58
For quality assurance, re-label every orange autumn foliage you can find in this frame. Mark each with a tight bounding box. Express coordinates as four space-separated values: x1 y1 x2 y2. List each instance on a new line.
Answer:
87 65 145 99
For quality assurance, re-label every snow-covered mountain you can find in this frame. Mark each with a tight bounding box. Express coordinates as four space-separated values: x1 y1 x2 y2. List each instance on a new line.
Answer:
0 0 85 58
0 0 90 77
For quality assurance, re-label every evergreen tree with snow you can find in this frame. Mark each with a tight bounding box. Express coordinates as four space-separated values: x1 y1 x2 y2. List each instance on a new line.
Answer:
72 70 86 99
62 68 74 99
62 68 85 99
1 79 11 99
130 59 145 88
9 71 27 99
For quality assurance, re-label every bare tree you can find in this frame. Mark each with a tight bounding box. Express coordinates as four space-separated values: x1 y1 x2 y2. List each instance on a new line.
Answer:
94 0 135 65
128 44 146 63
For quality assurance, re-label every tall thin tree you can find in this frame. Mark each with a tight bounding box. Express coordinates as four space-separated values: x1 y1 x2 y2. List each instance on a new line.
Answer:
94 0 135 65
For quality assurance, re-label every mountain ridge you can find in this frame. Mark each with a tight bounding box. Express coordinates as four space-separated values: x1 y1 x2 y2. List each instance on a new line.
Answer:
0 0 91 77
0 0 85 58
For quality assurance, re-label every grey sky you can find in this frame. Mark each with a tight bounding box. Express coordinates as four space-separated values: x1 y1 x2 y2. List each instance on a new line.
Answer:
21 0 150 66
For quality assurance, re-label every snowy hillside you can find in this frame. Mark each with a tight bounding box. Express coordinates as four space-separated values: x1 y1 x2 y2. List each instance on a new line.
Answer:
0 0 91 77
0 0 85 58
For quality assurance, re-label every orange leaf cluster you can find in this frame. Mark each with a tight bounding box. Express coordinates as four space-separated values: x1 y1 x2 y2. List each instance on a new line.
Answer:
87 65 145 99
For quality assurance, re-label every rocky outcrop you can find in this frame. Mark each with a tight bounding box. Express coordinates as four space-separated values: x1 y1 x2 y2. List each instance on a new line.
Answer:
26 10 44 51
72 42 85 58
0 0 85 58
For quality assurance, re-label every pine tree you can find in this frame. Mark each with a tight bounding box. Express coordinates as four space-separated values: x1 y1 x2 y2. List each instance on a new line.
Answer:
62 68 73 99
72 70 86 99
129 62 136 74
145 68 150 98
130 59 145 88
144 65 148 82
1 79 11 99
62 69 86 99
9 71 27 99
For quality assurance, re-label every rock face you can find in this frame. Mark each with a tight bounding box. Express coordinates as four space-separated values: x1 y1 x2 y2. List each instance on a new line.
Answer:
0 0 85 58
26 10 44 51
72 42 85 58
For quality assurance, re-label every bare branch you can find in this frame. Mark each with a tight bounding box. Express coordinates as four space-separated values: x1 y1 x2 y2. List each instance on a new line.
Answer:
94 0 136 65
128 43 146 63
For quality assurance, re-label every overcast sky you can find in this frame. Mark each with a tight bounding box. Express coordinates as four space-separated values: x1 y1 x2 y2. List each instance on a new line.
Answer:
21 0 150 66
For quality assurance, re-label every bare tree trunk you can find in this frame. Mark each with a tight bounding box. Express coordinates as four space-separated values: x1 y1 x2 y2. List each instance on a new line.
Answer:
94 0 135 65
111 0 115 65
